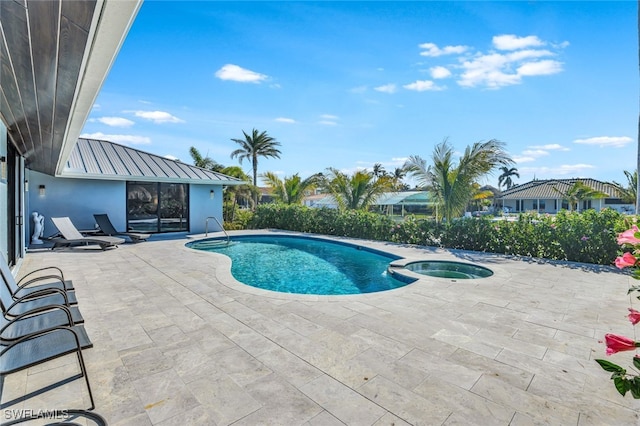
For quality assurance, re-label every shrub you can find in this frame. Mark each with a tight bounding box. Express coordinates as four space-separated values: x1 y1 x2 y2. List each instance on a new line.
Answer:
242 204 629 265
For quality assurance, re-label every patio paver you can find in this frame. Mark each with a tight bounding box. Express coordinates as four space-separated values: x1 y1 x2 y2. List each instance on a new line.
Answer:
2 230 638 425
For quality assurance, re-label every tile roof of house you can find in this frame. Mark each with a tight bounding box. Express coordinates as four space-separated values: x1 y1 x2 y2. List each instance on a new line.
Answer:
60 138 244 185
499 178 623 200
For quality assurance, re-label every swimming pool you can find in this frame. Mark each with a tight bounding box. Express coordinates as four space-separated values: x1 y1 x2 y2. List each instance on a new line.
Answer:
187 235 415 295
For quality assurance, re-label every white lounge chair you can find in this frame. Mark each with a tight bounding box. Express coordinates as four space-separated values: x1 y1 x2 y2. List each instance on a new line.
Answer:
51 217 125 250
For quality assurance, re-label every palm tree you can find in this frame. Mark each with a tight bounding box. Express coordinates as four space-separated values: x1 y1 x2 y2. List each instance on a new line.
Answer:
261 172 321 204
469 183 495 212
392 167 407 191
230 129 282 204
189 146 224 172
404 139 513 222
219 166 254 221
552 180 608 212
614 170 637 205
320 168 393 210
498 166 520 190
372 163 387 179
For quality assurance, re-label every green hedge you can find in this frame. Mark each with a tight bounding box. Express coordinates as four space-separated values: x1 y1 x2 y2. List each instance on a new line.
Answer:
245 204 632 265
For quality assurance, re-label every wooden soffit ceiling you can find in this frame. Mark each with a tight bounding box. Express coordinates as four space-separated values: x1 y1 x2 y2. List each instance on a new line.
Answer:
0 0 141 176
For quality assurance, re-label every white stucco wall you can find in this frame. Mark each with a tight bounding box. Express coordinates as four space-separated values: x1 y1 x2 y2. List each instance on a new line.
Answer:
189 184 224 234
26 171 125 238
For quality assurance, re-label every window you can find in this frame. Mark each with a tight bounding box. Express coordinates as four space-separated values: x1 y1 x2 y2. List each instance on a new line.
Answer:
127 182 189 233
539 201 545 211
604 198 623 205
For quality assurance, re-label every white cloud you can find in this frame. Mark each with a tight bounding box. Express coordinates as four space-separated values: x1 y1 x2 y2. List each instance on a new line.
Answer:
318 120 338 126
374 84 397 94
430 66 452 79
419 42 468 57
80 132 151 145
164 154 180 161
517 60 563 76
522 149 549 157
320 114 339 120
493 34 545 51
133 110 184 124
275 117 296 123
215 64 268 83
97 116 135 127
458 50 563 88
521 164 595 177
403 80 443 92
513 156 536 163
529 144 570 151
573 136 632 148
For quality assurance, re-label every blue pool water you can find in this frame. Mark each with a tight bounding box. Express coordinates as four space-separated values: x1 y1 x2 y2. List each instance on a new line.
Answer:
187 235 415 295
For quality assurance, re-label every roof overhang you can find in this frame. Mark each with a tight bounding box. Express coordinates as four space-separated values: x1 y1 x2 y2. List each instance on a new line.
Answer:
0 0 142 176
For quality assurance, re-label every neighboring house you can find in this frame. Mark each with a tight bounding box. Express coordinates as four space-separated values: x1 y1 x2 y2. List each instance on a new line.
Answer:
303 191 434 216
498 178 632 214
28 138 244 238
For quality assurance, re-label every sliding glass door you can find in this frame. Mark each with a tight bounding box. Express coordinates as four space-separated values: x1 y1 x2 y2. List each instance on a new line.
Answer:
127 182 188 233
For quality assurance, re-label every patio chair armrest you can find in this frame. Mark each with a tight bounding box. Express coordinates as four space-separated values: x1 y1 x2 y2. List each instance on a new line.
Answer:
6 288 71 313
1 304 75 335
17 266 65 284
16 274 67 291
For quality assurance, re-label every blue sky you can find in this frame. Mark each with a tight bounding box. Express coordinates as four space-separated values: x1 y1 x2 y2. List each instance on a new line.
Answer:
82 1 638 188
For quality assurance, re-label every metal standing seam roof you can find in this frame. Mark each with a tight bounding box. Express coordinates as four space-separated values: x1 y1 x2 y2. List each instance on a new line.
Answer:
499 178 623 200
61 138 245 185
374 191 433 205
307 191 433 206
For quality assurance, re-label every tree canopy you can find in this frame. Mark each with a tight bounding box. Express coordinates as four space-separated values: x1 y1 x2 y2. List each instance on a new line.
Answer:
404 139 513 222
261 172 321 205
320 168 393 210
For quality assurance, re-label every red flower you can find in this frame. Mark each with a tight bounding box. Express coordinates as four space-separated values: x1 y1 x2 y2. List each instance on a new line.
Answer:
614 252 637 269
617 225 640 245
628 308 640 326
604 333 640 355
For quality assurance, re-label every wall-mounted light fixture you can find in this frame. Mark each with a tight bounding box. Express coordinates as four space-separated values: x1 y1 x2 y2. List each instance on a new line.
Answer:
0 156 6 181
39 184 46 196
25 180 29 191
210 189 215 199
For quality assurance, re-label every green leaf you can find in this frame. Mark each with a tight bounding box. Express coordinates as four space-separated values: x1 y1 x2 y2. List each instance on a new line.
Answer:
614 377 630 396
628 285 640 294
634 357 640 370
631 382 640 399
595 359 626 373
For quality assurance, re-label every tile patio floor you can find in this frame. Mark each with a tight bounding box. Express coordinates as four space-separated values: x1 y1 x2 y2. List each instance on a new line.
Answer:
1 230 639 425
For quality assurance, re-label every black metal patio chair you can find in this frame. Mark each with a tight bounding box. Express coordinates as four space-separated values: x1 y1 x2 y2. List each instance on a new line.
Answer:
94 213 150 242
0 325 95 411
0 259 77 305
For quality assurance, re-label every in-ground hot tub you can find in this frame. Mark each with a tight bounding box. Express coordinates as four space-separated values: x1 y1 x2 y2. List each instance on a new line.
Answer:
399 260 493 279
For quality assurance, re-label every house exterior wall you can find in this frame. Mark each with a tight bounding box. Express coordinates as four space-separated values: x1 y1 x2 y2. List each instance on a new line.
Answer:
27 170 125 238
26 170 226 239
189 185 224 234
501 198 633 214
